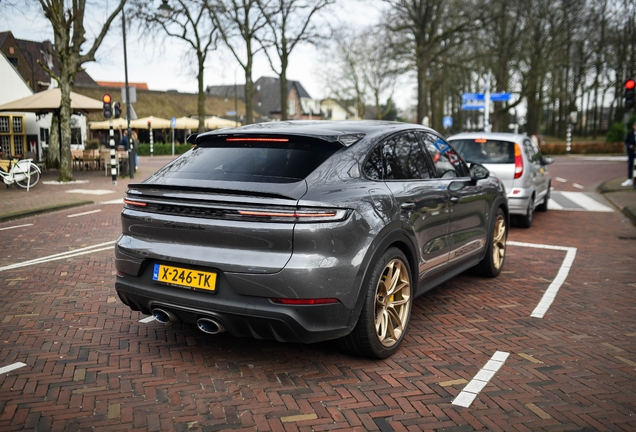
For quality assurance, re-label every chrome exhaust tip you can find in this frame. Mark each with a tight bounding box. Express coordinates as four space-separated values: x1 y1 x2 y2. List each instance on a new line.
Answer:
152 308 179 324
196 317 226 334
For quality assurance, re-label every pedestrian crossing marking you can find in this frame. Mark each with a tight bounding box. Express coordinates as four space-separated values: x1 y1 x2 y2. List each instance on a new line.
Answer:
548 191 614 212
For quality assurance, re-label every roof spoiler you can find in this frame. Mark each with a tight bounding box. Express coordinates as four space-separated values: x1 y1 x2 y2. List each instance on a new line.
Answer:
186 133 198 144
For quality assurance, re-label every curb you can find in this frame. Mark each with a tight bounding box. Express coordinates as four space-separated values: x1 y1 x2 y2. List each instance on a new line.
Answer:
624 206 636 225
0 201 94 223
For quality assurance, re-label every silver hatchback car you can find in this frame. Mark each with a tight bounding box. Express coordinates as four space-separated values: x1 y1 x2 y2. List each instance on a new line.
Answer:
448 132 553 228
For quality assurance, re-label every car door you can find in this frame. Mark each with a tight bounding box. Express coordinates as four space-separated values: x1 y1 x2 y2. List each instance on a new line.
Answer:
379 131 451 290
416 131 490 269
523 138 548 205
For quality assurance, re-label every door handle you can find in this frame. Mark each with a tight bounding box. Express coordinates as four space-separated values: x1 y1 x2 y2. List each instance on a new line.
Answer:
449 196 460 203
400 202 416 210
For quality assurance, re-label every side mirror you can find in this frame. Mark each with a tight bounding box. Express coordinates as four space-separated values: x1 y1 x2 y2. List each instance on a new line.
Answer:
470 163 490 182
541 156 554 165
186 133 198 145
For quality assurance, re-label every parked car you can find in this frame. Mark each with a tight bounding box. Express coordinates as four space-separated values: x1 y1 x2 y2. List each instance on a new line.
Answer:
448 132 553 228
115 121 508 358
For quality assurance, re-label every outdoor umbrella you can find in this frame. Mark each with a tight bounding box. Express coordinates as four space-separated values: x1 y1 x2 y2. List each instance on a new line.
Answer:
0 88 102 114
89 118 130 130
175 117 200 130
204 116 239 130
130 116 172 129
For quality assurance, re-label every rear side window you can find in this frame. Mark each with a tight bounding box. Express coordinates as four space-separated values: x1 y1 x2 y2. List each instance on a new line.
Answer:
156 138 341 183
382 132 432 180
450 139 514 164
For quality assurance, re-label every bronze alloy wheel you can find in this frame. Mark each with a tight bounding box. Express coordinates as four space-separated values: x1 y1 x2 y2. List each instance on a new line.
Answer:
492 213 507 270
375 258 411 347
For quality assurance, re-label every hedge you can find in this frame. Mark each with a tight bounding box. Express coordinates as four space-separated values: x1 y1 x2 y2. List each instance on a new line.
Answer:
539 141 624 155
136 143 193 156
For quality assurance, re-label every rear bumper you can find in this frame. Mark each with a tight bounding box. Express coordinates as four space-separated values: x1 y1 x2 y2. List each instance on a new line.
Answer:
115 262 354 344
507 192 532 215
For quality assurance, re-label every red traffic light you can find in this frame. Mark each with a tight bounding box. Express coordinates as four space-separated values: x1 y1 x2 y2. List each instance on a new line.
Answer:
102 94 112 104
626 79 635 90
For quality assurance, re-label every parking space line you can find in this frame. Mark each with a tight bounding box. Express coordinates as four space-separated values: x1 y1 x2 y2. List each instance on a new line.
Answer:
452 351 510 408
0 223 34 231
67 209 102 218
0 362 27 374
508 241 577 318
0 241 116 272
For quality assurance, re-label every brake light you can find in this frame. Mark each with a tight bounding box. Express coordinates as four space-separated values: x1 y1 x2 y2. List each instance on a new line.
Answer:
514 143 523 179
123 199 147 207
271 298 339 305
226 138 289 142
237 208 348 222
475 138 487 143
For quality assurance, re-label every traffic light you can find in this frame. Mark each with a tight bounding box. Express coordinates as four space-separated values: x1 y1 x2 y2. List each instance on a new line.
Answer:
113 101 122 119
625 79 635 110
102 94 112 119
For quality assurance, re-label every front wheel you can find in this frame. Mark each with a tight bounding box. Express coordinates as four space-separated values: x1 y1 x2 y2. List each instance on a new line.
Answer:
339 248 413 358
15 165 40 189
472 208 507 277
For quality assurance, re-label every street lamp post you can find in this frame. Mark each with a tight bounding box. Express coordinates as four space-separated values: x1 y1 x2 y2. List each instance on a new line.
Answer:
122 7 134 179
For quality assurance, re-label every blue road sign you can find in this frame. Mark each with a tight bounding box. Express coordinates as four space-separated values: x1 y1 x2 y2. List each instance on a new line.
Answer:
490 92 513 102
443 116 453 128
462 103 485 111
462 93 485 101
171 117 176 128
226 111 237 116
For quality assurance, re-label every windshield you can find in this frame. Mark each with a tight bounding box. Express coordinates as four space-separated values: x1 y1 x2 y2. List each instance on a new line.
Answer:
450 139 515 164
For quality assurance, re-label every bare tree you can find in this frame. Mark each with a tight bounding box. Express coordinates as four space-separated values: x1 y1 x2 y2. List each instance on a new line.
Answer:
256 0 333 120
210 0 268 124
38 0 126 181
132 0 218 133
360 27 400 120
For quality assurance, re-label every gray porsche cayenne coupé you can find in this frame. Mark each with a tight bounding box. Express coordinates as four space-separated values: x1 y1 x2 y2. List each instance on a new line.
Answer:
115 121 508 358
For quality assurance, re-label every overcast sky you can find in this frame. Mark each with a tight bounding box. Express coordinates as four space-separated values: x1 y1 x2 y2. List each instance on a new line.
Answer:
1 1 416 112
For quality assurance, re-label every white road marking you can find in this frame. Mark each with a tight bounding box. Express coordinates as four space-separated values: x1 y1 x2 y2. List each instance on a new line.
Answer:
67 209 102 218
555 177 567 183
66 189 115 195
0 241 116 272
508 241 577 318
572 183 584 189
452 351 510 408
0 362 27 374
139 316 156 323
100 198 124 204
0 223 33 231
559 191 614 212
547 199 564 210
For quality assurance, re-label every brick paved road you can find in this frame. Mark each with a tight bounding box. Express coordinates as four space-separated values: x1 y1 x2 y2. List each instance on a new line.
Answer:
0 160 634 431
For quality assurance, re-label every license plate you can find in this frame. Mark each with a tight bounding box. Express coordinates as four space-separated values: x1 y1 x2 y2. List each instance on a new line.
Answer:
153 264 217 292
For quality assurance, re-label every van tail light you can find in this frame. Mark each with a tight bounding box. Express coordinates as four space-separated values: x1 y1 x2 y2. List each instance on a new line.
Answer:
514 144 523 179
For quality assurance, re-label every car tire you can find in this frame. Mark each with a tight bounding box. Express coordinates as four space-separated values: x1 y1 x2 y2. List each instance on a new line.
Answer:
339 247 413 359
472 208 507 278
516 198 534 228
536 183 550 212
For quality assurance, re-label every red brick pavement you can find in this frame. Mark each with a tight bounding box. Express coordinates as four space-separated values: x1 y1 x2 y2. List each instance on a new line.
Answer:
0 167 635 431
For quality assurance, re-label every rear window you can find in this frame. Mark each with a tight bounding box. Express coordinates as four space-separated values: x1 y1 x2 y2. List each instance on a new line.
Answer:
155 138 341 183
450 139 514 164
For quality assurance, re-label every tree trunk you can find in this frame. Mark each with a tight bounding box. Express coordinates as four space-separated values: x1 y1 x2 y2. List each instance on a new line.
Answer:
244 71 254 125
47 112 60 169
280 53 288 121
197 52 205 133
416 48 427 125
58 77 74 182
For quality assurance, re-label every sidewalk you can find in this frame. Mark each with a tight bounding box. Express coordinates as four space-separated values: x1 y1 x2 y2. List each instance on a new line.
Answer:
599 177 636 224
0 156 176 222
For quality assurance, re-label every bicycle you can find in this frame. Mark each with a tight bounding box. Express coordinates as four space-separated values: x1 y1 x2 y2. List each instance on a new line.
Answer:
0 157 42 190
